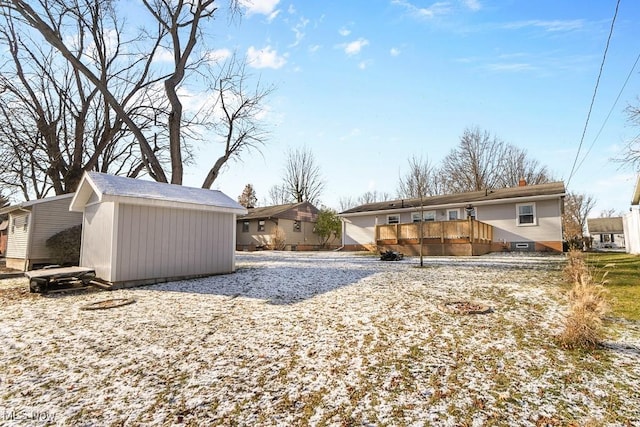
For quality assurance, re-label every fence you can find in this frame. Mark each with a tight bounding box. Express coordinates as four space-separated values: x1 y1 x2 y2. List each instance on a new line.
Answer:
376 219 493 244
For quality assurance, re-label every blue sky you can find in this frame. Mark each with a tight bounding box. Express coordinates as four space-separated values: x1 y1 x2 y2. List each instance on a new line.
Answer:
182 0 640 215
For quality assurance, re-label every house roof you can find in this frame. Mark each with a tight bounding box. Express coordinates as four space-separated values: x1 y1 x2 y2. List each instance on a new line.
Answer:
587 217 624 234
239 201 318 220
69 172 247 215
340 181 566 215
0 193 75 215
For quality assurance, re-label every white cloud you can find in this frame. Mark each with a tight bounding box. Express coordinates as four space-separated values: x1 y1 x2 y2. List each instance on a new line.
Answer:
290 17 309 47
238 0 280 17
247 45 287 69
486 62 534 72
462 0 481 11
153 46 174 63
390 47 401 56
339 28 351 36
391 0 452 18
341 38 369 56
308 44 321 53
358 60 372 70
502 19 585 33
204 48 232 63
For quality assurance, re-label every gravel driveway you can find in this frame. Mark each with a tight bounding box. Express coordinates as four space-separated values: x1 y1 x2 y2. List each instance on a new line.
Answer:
1 251 639 426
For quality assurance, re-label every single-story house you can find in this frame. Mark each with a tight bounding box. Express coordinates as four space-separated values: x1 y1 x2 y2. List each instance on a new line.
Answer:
587 217 625 249
339 181 566 255
69 172 247 288
0 194 83 270
237 201 335 251
623 176 640 255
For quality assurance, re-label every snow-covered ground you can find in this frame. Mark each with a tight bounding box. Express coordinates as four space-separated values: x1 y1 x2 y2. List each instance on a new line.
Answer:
1 252 639 426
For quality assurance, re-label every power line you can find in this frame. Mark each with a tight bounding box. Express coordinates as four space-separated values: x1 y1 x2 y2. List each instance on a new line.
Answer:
567 0 621 187
574 52 640 172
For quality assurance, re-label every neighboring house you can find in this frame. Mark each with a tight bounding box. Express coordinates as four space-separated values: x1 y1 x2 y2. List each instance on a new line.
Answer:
237 201 332 251
0 194 84 270
0 220 7 256
623 176 640 255
69 172 247 288
587 217 625 249
339 181 566 255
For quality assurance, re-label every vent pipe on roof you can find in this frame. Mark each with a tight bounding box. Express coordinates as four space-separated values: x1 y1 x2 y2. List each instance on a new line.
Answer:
519 178 527 187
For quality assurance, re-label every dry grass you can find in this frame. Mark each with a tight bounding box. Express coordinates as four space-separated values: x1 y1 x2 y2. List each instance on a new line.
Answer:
558 250 611 349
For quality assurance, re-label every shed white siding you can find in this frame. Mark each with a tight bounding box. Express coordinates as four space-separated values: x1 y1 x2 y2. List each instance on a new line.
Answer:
108 203 235 284
80 202 116 281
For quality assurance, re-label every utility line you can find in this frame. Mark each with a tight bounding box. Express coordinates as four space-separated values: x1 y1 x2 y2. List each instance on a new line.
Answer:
567 0 621 187
574 52 640 172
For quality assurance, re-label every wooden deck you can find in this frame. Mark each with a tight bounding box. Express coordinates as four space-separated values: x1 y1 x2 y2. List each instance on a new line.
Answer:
375 219 494 256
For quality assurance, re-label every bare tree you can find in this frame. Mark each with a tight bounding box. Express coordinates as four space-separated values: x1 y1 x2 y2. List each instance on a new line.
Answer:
616 99 640 170
500 145 553 187
397 155 437 199
562 192 596 250
282 147 325 205
0 3 147 198
1 0 269 193
440 127 506 193
267 184 292 206
397 155 434 267
440 126 551 193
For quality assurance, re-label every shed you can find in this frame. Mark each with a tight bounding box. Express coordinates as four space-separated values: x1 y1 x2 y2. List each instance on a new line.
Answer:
0 194 83 270
69 172 247 287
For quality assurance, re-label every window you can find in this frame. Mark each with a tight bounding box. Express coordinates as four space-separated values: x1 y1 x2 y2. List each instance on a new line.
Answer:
293 220 301 232
258 220 265 232
516 203 536 226
387 214 400 224
10 217 14 234
23 214 29 231
411 211 436 222
447 209 459 221
242 221 249 232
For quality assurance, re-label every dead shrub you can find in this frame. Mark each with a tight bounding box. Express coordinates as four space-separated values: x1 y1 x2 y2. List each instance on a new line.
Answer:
558 250 611 349
271 226 287 250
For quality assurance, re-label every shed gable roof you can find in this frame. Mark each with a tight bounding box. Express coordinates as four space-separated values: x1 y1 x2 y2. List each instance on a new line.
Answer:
70 172 247 214
340 181 566 215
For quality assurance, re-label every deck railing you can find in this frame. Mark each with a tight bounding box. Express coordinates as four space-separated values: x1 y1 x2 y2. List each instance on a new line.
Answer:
376 219 493 244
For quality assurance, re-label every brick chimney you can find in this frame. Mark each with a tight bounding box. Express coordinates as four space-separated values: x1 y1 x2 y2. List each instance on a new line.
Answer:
518 178 527 187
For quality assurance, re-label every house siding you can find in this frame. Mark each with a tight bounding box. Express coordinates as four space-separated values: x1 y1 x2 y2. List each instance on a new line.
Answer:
478 199 562 244
623 208 640 254
110 203 235 284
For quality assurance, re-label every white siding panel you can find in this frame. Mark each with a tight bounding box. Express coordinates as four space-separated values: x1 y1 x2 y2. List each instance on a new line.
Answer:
30 199 83 259
80 203 114 280
343 216 377 246
112 204 235 283
5 212 29 259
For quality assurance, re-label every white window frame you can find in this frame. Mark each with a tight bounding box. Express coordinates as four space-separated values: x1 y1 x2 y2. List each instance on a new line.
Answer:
516 202 537 226
411 211 436 222
447 209 460 221
258 220 266 232
241 221 250 232
387 214 400 224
